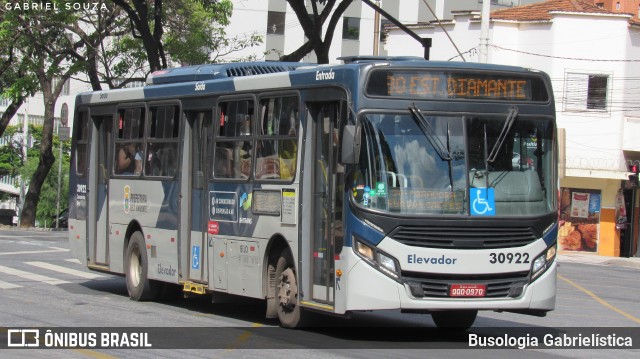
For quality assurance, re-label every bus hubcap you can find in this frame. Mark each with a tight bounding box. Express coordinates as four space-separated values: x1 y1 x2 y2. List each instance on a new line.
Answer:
278 268 298 310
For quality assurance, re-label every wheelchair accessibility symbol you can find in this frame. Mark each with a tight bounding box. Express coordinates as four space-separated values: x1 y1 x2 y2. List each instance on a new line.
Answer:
470 188 495 216
192 246 200 270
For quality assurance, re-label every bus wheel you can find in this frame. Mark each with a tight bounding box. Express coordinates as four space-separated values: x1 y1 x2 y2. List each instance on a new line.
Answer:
125 231 161 301
431 310 477 331
275 250 304 328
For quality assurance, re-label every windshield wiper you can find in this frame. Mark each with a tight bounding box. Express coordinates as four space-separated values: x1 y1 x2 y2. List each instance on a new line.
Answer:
487 106 518 163
409 104 451 161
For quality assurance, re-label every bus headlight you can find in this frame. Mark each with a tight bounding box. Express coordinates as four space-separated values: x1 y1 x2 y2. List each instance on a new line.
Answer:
531 242 557 281
353 236 401 281
355 240 375 263
378 252 399 277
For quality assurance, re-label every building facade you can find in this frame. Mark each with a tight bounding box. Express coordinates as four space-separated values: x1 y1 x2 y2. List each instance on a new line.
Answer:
386 0 640 257
223 0 542 62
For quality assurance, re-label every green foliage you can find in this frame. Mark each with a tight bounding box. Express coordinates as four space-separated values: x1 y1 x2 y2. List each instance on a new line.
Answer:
0 126 21 177
112 0 261 69
7 125 71 226
164 0 228 65
104 35 149 86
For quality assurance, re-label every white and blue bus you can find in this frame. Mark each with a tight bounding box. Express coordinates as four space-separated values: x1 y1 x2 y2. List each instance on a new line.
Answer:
69 57 558 329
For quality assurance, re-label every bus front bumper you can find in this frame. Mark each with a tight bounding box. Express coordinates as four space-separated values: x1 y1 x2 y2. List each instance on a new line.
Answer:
340 250 556 314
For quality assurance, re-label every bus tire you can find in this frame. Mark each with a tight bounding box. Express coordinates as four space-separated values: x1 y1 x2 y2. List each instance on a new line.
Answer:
265 260 278 319
125 231 161 301
275 249 305 328
431 310 477 331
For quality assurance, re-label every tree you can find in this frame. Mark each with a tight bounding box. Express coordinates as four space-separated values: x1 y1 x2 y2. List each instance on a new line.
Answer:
1 124 70 225
0 124 70 224
0 126 21 177
0 1 100 227
282 0 354 64
111 0 260 70
0 21 39 137
66 0 125 91
0 126 22 202
19 125 70 226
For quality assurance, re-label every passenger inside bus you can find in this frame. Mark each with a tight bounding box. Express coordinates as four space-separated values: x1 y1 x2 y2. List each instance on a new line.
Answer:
117 143 142 175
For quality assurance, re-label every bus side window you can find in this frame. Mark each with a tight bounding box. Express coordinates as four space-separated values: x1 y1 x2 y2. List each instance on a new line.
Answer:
256 96 299 181
146 105 180 177
114 107 145 176
214 100 254 180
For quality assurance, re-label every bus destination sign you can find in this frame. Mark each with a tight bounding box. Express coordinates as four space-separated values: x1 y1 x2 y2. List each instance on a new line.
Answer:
367 70 548 101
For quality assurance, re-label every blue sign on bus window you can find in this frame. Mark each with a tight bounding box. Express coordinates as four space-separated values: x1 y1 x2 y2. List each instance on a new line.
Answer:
470 188 495 216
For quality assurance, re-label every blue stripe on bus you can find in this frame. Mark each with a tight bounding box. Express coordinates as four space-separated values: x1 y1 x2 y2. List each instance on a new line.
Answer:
543 222 558 246
344 205 385 247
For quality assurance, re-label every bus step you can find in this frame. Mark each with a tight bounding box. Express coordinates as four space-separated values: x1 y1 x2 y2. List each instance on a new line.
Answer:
183 282 206 295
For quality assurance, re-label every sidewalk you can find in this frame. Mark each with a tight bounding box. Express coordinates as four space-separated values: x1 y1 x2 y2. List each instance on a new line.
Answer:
558 251 640 269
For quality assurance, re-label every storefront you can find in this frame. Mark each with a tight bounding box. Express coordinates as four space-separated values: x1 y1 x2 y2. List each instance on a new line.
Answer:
559 176 639 257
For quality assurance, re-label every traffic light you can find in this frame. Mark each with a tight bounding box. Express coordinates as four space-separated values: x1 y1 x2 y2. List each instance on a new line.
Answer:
629 162 639 185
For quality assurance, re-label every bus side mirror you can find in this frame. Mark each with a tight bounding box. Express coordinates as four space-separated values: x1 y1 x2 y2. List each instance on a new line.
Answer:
342 124 361 164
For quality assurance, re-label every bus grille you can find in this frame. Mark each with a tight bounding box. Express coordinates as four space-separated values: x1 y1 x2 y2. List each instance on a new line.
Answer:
391 226 538 249
401 271 531 298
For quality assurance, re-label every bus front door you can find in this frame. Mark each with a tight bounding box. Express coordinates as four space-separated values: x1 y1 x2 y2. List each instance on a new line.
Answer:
310 102 343 306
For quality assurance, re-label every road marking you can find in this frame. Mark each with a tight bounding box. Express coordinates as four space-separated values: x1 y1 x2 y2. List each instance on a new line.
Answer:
0 265 70 285
0 279 22 289
559 274 640 325
224 322 263 352
66 258 82 264
0 247 69 256
25 261 105 279
72 349 120 359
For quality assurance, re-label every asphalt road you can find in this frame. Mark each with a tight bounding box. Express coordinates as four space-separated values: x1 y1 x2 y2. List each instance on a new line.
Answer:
0 228 639 358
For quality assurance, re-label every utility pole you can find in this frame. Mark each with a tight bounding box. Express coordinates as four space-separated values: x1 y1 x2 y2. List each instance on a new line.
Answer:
56 108 70 229
372 1 381 56
19 100 28 225
479 0 491 63
55 121 62 229
361 0 432 59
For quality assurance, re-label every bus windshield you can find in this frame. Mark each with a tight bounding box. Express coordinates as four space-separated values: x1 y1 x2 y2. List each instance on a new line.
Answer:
352 111 555 216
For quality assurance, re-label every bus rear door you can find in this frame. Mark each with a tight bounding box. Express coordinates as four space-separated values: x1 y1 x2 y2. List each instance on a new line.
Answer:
88 114 112 267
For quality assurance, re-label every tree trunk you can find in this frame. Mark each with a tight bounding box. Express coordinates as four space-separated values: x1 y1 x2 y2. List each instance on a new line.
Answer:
19 83 56 227
0 98 24 137
87 49 103 91
280 41 314 63
315 44 331 64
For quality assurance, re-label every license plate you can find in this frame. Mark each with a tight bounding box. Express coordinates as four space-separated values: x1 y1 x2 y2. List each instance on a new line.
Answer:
449 284 486 297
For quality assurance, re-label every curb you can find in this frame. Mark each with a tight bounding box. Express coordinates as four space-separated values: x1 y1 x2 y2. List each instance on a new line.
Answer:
558 252 640 269
0 225 68 232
